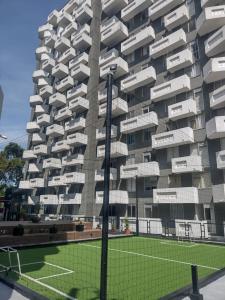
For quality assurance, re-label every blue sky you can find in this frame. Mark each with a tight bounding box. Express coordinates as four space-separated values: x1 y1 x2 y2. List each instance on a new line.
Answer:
0 0 65 150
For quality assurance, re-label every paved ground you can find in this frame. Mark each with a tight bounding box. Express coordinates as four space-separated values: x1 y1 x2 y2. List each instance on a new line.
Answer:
0 282 29 300
184 275 225 300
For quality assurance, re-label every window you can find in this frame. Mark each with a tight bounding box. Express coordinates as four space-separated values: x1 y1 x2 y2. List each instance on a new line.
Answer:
143 152 151 162
127 178 136 192
144 205 152 218
191 63 201 77
127 52 135 64
126 154 135 165
127 110 135 119
141 46 148 58
142 105 151 114
143 128 151 142
127 133 135 145
190 41 200 60
127 204 136 217
144 178 152 191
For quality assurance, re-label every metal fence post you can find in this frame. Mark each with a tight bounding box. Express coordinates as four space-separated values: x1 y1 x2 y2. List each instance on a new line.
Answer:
135 175 139 236
190 265 203 300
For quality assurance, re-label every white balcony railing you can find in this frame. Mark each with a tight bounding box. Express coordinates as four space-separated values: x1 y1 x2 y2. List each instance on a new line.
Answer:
58 48 76 65
210 84 225 110
29 95 43 106
205 25 225 57
99 48 119 67
153 187 199 204
121 112 158 134
35 46 51 60
26 122 40 133
55 76 74 93
30 178 45 188
19 181 32 190
32 70 48 83
28 163 42 174
201 0 224 8
69 52 89 69
52 140 70 152
46 124 64 137
151 75 191 102
42 58 55 72
64 172 85 184
65 117 86 133
67 132 88 146
48 9 59 26
206 116 225 139
149 0 185 21
121 26 155 55
168 99 197 121
152 127 194 149
164 4 189 31
49 92 67 107
58 12 73 27
54 107 72 121
52 63 69 79
95 168 117 181
98 85 118 103
212 184 225 203
34 105 48 116
100 57 128 79
59 193 82 205
48 176 66 187
36 113 51 126
72 32 92 51
203 57 225 84
102 0 128 15
101 16 128 46
99 98 128 117
70 63 90 81
67 84 87 100
23 150 37 160
55 37 71 52
216 150 225 169
166 48 193 73
172 156 203 174
32 133 46 145
97 142 128 158
62 154 84 166
96 125 117 141
121 0 152 22
197 5 225 37
33 144 48 155
74 1 93 24
69 96 89 113
120 162 160 178
62 22 78 38
39 85 53 98
38 23 53 39
96 190 129 204
44 34 57 49
121 66 156 93
40 195 59 205
150 28 186 59
43 158 62 169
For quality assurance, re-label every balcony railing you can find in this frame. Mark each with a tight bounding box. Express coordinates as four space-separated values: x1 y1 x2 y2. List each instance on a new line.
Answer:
120 162 160 178
212 184 225 203
42 58 55 72
40 195 59 205
69 52 89 69
32 133 46 145
55 37 71 52
39 85 53 98
205 25 225 57
98 85 118 103
69 96 89 112
67 84 87 100
67 132 88 146
164 4 189 31
33 144 48 155
72 32 92 51
149 0 184 21
172 156 203 174
152 127 194 149
48 176 66 187
55 76 74 93
19 181 31 190
62 22 78 38
97 142 128 158
52 140 70 152
216 150 225 169
201 0 224 8
54 107 72 121
58 48 76 64
59 193 82 205
121 0 152 22
43 158 62 169
35 46 51 60
100 57 128 79
99 98 128 117
121 112 158 134
46 124 64 137
206 116 225 139
38 23 53 39
153 187 199 204
27 163 42 174
52 63 69 79
166 48 193 73
95 168 117 181
96 125 117 141
30 178 45 188
36 113 51 126
26 122 40 133
102 0 128 15
23 150 37 160
29 95 43 106
62 154 84 166
48 9 59 26
210 84 225 110
99 48 119 67
58 11 73 27
101 16 128 46
65 117 86 133
49 92 67 107
70 63 90 81
74 0 93 24
64 172 85 184
96 190 128 204
168 99 197 121
203 57 225 84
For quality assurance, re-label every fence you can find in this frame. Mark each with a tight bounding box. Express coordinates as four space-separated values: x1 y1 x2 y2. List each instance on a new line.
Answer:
0 217 225 300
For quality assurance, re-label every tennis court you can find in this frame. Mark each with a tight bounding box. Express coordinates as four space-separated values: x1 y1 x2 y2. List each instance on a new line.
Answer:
0 236 225 299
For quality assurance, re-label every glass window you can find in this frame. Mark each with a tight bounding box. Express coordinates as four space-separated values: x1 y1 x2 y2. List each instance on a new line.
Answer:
127 204 136 217
143 128 151 141
144 178 153 191
127 178 136 192
143 152 151 162
127 134 135 145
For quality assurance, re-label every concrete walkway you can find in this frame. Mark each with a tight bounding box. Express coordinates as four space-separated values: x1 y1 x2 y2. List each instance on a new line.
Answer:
0 282 29 300
184 275 225 300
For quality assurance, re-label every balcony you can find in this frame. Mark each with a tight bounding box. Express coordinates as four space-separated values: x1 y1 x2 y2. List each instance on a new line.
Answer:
96 125 117 141
36 113 51 126
44 32 57 47
121 67 156 93
150 29 186 59
67 84 87 100
99 98 128 117
152 127 194 149
153 187 199 204
49 92 66 107
149 0 184 21
58 12 73 27
102 0 128 15
151 75 191 102
205 25 225 57
55 76 74 93
52 63 69 79
62 154 84 166
206 116 225 139
48 176 66 187
203 57 225 84
95 168 117 181
70 63 90 81
30 178 45 189
100 57 128 79
212 184 225 203
216 150 225 169
33 144 48 155
38 24 53 39
166 48 193 73
120 162 160 179
29 95 43 106
69 96 89 113
121 0 152 22
59 193 82 205
64 172 85 184
58 48 76 65
47 9 59 26
39 85 53 98
46 124 64 137
19 181 31 190
164 4 189 31
96 191 128 204
34 105 48 116
99 48 119 67
97 142 128 158
74 1 93 24
201 0 224 8
32 70 48 83
62 22 78 38
101 16 128 46
35 46 51 60
197 6 225 37
65 117 86 133
121 26 155 56
26 122 40 133
210 85 225 109
37 78 50 88
54 107 72 121
43 158 62 169
98 85 118 103
72 32 92 51
40 195 59 205
28 163 42 174
23 150 37 160
168 99 197 121
69 52 89 69
172 156 203 174
64 0 77 13
67 132 88 146
121 112 158 134
32 133 46 145
52 140 70 152
55 37 71 52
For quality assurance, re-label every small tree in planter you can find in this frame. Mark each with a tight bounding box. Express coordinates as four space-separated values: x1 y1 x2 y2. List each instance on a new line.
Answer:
124 218 131 234
31 215 41 224
13 224 24 236
76 221 84 232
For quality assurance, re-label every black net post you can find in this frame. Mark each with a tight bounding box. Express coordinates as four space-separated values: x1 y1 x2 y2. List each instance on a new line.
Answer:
190 265 203 300
135 175 139 236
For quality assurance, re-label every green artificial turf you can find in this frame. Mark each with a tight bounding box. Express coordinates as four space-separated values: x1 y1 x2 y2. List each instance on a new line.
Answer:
0 237 225 300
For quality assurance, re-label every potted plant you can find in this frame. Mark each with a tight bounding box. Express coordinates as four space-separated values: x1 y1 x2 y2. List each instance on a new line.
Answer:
96 223 101 230
111 223 116 234
13 224 24 236
31 215 41 224
124 218 131 234
76 221 84 232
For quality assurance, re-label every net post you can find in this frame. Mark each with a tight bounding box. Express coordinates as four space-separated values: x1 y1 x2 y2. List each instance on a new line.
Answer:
190 265 203 300
135 175 139 236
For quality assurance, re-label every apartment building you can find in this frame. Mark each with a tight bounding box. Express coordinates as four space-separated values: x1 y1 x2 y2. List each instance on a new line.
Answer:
19 0 225 225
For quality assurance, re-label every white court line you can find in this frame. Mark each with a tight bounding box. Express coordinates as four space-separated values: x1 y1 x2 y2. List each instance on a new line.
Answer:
160 241 197 248
36 270 74 281
80 243 220 271
44 261 73 273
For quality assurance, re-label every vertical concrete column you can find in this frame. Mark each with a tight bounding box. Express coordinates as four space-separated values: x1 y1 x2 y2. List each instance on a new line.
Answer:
80 0 102 216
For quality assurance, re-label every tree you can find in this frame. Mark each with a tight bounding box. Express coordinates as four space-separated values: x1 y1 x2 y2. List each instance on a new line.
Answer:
3 142 23 159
